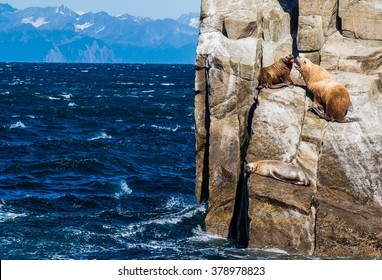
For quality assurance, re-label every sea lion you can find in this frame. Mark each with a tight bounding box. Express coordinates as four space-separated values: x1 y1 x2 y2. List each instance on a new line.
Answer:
257 54 294 89
294 56 351 123
245 160 310 186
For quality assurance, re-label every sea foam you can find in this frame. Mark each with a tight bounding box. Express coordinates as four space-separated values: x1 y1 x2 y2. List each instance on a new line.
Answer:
9 121 26 129
115 180 133 198
88 132 112 141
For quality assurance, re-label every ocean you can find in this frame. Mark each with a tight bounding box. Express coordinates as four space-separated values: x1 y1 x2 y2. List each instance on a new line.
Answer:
0 63 289 260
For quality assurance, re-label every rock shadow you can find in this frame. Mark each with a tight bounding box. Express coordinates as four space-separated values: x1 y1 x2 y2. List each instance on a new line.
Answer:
277 0 299 57
228 166 250 247
198 66 211 203
228 101 257 246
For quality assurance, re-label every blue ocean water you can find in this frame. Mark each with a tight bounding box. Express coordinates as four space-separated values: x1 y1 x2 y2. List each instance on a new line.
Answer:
0 63 288 260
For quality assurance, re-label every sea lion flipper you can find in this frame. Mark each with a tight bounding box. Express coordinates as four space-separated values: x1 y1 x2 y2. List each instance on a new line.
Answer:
294 181 308 186
268 83 289 89
309 106 332 121
270 170 308 185
269 170 293 184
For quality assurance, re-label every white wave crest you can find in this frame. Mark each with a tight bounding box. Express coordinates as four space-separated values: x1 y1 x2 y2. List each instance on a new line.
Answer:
188 225 226 242
151 124 180 132
0 204 26 222
146 203 206 226
165 196 185 209
48 96 61 100
61 94 72 99
88 132 112 141
0 212 26 222
119 203 206 239
10 121 26 129
115 180 133 198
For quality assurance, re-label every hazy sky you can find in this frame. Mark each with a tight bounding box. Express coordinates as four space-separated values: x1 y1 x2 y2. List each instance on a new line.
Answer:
2 0 201 18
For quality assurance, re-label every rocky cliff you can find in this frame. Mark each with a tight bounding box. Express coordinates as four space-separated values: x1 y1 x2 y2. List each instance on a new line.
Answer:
194 0 382 258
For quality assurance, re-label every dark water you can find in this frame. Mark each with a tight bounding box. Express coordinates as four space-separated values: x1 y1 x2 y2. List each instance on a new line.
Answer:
0 63 289 260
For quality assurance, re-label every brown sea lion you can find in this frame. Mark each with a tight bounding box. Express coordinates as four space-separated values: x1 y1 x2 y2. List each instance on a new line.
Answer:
294 56 351 123
245 160 310 186
257 54 294 89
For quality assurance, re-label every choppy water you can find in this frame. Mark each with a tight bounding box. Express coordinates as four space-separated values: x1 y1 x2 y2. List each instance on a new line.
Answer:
0 63 292 260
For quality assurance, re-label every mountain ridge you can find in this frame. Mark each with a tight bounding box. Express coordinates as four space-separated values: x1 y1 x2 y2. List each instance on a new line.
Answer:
0 3 199 64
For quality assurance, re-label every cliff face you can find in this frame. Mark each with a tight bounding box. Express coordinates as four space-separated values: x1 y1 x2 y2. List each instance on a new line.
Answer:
195 0 382 257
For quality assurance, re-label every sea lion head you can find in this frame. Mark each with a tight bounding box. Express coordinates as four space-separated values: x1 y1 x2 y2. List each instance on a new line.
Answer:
244 163 257 174
294 56 312 73
281 53 294 66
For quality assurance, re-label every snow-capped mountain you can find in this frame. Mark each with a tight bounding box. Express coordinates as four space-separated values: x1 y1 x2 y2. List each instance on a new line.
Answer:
176 13 200 28
0 4 199 63
0 2 16 13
